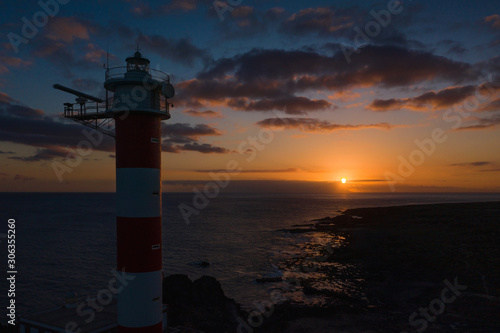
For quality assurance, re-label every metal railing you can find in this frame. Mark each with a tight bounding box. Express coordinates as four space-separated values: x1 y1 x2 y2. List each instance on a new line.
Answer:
63 95 170 119
105 66 170 83
63 97 114 118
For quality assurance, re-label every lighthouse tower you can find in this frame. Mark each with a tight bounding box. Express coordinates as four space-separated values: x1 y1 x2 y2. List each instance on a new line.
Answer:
105 51 171 332
54 50 175 332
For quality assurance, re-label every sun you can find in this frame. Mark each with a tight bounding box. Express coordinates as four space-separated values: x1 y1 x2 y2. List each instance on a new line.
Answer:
341 177 347 184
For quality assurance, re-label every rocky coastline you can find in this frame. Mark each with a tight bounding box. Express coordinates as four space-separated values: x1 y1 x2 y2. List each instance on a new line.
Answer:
164 201 500 332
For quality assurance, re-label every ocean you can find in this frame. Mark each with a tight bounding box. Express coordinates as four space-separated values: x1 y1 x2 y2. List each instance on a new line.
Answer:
1 191 500 320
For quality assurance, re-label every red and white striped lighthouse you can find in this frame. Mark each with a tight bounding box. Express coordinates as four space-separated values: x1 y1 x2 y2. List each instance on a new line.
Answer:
55 51 174 332
104 51 174 332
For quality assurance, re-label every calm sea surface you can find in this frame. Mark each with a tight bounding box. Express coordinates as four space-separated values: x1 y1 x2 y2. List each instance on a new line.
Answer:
1 192 499 320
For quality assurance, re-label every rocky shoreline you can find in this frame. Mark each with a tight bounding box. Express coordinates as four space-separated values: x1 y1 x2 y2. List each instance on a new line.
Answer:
260 201 500 332
164 201 500 332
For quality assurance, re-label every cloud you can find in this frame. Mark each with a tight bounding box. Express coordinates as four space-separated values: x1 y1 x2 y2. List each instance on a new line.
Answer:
280 6 357 37
130 0 202 16
209 5 286 39
164 0 200 12
183 109 224 119
13 174 35 181
161 142 181 153
0 150 15 154
449 161 500 172
436 40 467 56
44 17 95 43
455 113 500 130
0 56 32 74
30 39 107 76
137 33 211 66
194 168 299 173
8 146 69 162
162 123 222 143
450 161 492 167
83 43 108 65
231 5 254 18
20 18 109 76
161 122 230 154
176 45 476 114
227 96 334 114
484 14 500 29
368 85 478 111
181 142 231 154
0 92 114 161
478 97 500 112
256 117 395 133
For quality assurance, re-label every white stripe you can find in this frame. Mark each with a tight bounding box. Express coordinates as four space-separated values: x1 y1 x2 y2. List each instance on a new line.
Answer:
117 168 161 217
118 270 163 328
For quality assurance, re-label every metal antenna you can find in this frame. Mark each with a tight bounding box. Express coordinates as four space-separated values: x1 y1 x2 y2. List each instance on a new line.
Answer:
106 42 109 70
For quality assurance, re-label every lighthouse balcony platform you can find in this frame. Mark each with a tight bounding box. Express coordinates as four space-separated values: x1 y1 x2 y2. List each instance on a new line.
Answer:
62 97 171 137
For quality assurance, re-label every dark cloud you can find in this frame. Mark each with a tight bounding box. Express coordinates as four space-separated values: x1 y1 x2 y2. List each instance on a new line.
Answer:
478 97 500 112
227 96 334 114
182 142 230 154
368 98 405 111
368 85 477 111
0 150 15 154
194 168 299 173
0 92 114 161
256 117 395 133
161 142 181 153
277 4 423 50
176 45 476 114
137 33 211 66
449 161 500 172
437 40 467 56
161 122 230 154
162 123 222 143
456 113 500 130
1 94 229 158
279 6 358 38
13 174 35 181
183 109 224 119
450 161 492 167
8 147 68 162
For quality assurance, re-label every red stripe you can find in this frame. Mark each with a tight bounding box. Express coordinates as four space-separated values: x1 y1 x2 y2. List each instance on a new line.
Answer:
118 322 163 333
115 113 161 169
117 216 162 272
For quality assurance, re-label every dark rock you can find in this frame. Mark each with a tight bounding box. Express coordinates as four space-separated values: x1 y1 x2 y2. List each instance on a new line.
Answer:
188 260 210 267
192 275 226 308
163 274 242 333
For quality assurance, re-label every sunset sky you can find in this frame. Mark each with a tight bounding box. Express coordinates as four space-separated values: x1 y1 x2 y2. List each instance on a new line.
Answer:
1 0 499 192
